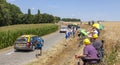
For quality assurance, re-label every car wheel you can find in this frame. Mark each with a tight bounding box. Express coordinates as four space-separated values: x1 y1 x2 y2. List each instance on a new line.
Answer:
32 46 35 51
14 49 18 52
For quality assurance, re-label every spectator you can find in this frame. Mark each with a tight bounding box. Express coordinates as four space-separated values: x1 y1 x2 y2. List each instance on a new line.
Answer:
92 23 100 36
65 30 70 46
92 34 104 59
36 38 44 57
92 20 94 25
75 38 98 65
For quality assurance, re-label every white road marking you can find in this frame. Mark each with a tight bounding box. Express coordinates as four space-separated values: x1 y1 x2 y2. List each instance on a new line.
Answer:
5 51 14 55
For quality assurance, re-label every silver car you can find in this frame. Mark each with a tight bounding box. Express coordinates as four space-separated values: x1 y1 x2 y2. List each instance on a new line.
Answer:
59 26 68 33
14 35 38 51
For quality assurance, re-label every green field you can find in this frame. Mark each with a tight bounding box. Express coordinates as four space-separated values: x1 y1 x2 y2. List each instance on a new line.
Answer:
0 24 58 49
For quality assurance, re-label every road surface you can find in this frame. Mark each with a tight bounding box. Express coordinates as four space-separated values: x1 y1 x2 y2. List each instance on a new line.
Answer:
0 31 65 65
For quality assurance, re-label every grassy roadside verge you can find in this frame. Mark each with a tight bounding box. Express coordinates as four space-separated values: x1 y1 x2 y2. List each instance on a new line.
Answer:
26 23 120 65
101 22 120 65
0 24 58 49
25 37 80 65
26 24 89 65
82 22 120 65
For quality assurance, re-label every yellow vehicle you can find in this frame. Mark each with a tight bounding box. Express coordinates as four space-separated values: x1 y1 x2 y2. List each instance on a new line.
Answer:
14 35 38 51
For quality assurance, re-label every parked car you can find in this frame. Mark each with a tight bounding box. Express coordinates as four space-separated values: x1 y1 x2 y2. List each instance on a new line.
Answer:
59 26 68 33
14 35 38 51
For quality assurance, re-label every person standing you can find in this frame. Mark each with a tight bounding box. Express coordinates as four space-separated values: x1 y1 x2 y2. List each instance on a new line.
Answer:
36 38 44 57
65 30 69 46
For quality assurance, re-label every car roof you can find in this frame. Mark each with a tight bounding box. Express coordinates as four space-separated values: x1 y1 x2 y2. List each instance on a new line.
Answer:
20 35 38 38
16 35 38 42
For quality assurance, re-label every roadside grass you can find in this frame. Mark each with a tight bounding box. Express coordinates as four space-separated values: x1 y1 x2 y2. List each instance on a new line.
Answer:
26 22 120 65
25 39 67 65
25 23 89 65
1 22 118 65
0 24 58 49
0 24 55 32
101 22 120 65
25 36 80 65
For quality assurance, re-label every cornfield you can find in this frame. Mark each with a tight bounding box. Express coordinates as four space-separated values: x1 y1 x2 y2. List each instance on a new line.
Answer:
0 24 58 49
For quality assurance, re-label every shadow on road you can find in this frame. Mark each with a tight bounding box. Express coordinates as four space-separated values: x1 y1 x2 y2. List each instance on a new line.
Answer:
14 50 33 53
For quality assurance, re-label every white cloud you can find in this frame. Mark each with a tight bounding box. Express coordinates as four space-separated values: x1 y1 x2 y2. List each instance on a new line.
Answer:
32 8 35 10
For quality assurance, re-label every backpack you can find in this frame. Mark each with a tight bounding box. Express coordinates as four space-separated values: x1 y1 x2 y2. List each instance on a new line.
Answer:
36 38 44 48
39 38 44 45
95 40 104 59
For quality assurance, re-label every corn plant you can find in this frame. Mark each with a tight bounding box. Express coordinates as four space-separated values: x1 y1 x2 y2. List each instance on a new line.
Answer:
0 24 58 49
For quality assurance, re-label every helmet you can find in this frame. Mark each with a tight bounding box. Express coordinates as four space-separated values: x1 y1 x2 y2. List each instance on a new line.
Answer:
92 24 97 27
92 23 99 29
83 38 91 45
92 34 98 38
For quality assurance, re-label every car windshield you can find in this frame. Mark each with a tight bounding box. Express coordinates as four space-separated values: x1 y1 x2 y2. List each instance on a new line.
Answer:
16 37 27 42
61 27 67 29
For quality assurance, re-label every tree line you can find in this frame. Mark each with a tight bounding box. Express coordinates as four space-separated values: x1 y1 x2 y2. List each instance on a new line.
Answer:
61 18 81 22
0 0 60 26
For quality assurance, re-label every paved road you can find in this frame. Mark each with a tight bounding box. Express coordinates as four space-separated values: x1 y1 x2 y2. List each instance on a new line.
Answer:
0 31 65 65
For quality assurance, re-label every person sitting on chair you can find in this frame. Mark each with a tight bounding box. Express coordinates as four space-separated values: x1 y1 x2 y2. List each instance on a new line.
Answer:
75 38 99 65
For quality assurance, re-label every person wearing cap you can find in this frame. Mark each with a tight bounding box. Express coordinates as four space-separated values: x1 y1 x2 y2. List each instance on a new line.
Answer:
92 34 102 51
91 23 100 36
92 34 104 59
77 29 88 46
78 29 88 39
98 22 104 30
75 38 98 65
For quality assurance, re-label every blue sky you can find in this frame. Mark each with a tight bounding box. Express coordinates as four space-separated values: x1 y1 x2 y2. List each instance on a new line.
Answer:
7 0 120 21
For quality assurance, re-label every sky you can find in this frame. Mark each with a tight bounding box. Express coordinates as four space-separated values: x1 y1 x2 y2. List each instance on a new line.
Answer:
6 0 120 21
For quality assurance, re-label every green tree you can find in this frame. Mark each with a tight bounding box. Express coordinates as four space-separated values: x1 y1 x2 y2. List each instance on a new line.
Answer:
42 13 54 23
22 14 28 24
0 0 62 26
61 18 81 22
34 9 42 23
9 4 23 24
0 0 11 26
25 9 33 24
54 16 60 23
